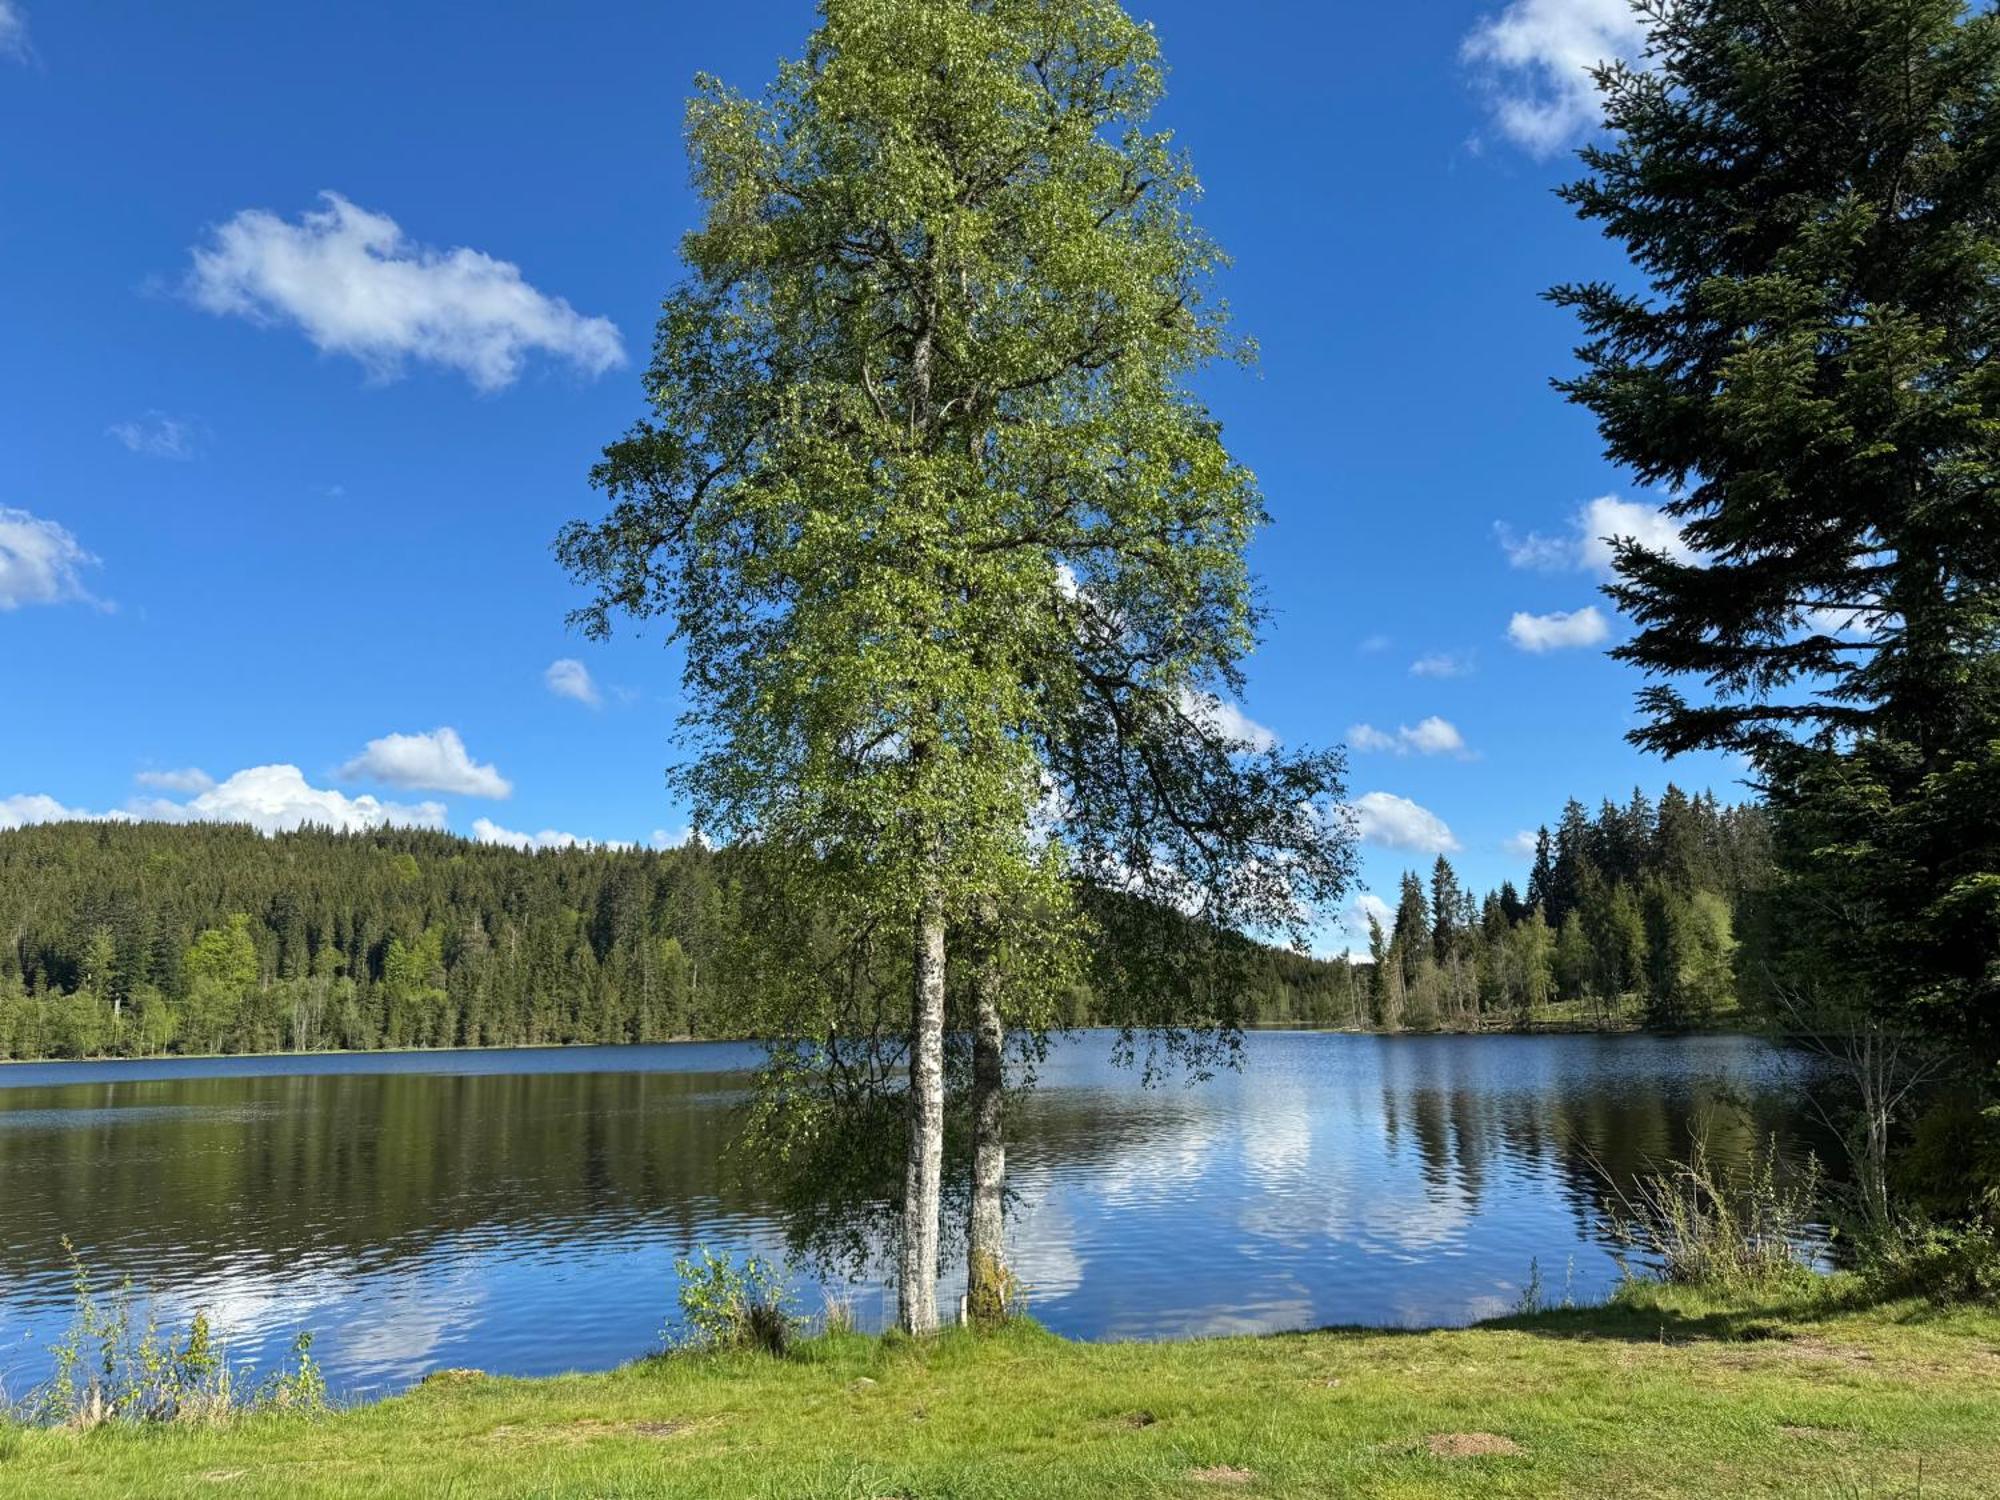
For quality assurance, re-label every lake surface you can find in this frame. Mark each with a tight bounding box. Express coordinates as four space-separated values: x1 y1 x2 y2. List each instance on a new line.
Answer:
0 1031 1831 1400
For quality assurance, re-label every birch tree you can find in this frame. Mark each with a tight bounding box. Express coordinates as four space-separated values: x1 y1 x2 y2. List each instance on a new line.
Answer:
560 0 1353 1332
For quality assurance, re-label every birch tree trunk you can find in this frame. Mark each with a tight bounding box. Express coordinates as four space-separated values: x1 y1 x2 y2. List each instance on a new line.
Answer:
966 917 1008 1325
899 886 947 1335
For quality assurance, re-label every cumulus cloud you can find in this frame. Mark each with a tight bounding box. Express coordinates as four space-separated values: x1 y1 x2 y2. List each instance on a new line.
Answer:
135 767 215 794
1462 0 1649 155
1499 495 1693 579
1347 716 1472 759
472 817 628 853
1508 605 1610 653
1325 891 1396 959
544 657 600 707
186 193 625 392
650 826 709 851
1504 829 1540 858
0 793 115 831
1351 791 1460 853
1178 687 1280 752
339 727 511 798
0 506 101 610
169 765 446 834
1410 652 1473 679
106 412 201 460
5 766 447 837
0 2 28 61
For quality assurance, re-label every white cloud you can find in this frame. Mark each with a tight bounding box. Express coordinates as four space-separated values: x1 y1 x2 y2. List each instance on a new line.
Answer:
1357 633 1392 655
106 412 201 460
0 2 28 61
1178 687 1280 752
0 506 100 610
1504 829 1540 858
1508 605 1610 652
5 766 447 837
135 767 215 794
1323 891 1397 959
1351 791 1461 853
649 826 708 851
472 817 628 853
1462 0 1649 155
186 193 625 392
170 765 447 835
9 768 442 840
544 657 600 707
1499 495 1694 579
339 727 511 798
0 793 119 831
1409 652 1473 679
1347 716 1471 759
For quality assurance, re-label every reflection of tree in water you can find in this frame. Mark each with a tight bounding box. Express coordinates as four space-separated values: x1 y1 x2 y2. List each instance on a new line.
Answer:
0 1036 1844 1308
1375 1055 1840 1257
0 1069 774 1285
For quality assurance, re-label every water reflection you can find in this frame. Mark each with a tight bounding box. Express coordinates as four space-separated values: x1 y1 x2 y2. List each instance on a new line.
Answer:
0 1032 1830 1397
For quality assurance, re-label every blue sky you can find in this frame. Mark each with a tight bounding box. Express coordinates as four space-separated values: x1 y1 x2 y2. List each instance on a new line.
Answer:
0 0 1740 953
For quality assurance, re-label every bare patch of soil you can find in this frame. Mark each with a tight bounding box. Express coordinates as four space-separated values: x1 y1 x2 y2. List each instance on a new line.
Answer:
1190 1463 1256 1484
1426 1432 1524 1459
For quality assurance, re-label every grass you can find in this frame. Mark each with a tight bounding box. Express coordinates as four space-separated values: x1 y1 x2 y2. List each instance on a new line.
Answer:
3 1280 1998 1498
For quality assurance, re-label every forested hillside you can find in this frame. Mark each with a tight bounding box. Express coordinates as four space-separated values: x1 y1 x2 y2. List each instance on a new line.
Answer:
0 822 1349 1060
0 787 1767 1061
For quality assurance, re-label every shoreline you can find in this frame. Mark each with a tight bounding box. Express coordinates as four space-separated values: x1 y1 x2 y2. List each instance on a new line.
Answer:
3 1281 1994 1498
0 1018 1762 1073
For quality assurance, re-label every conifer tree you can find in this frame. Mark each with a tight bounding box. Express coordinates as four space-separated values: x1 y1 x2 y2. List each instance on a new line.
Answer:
1556 0 2000 1057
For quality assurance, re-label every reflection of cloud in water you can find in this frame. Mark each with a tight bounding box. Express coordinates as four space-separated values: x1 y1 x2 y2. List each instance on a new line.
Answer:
1001 1176 1084 1305
336 1273 487 1383
0 1030 1832 1388
1354 1188 1473 1257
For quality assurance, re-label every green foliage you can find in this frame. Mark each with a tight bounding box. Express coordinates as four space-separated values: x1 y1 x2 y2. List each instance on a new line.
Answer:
1372 784 1766 1031
1599 1136 1823 1295
559 0 1352 980
1861 1217 2000 1305
1555 0 2000 1078
0 821 1355 1063
25 1239 325 1429
671 1248 802 1356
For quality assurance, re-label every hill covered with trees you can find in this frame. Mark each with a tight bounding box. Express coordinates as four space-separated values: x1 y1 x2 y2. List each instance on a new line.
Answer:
0 786 1769 1062
0 821 1348 1060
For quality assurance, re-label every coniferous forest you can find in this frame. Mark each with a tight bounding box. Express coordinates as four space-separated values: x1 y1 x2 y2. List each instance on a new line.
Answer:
0 782 1767 1061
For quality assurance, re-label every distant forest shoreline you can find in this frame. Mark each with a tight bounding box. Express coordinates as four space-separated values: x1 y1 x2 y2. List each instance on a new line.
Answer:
0 788 1767 1064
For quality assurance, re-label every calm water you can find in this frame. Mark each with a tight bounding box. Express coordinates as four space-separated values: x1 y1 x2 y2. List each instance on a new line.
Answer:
0 1031 1830 1400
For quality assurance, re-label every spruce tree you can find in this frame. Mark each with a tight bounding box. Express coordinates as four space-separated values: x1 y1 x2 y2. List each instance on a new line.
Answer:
1556 0 2000 1058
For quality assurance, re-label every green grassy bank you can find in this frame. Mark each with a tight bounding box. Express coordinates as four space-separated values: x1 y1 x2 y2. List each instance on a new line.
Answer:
4 1284 1997 1499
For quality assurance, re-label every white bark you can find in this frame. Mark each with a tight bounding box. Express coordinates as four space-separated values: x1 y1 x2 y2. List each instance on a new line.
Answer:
898 887 947 1335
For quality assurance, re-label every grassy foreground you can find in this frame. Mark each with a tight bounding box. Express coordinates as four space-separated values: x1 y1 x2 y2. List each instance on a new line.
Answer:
4 1284 1998 1498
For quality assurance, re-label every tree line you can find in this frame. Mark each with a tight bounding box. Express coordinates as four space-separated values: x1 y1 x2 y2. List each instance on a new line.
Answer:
0 820 1350 1062
1359 786 1773 1034
0 781 1776 1065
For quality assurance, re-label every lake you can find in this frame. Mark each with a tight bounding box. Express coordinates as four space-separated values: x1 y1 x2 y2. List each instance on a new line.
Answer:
0 1031 1831 1401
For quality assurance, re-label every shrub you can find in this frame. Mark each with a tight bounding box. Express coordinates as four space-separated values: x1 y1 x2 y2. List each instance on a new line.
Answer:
22 1239 325 1428
671 1248 802 1356
1598 1136 1823 1294
1861 1218 2000 1305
